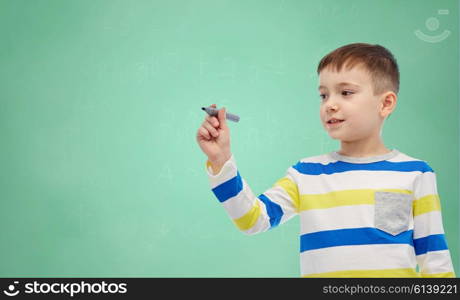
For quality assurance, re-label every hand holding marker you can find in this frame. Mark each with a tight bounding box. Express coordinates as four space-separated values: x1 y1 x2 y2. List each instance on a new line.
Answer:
201 106 240 122
196 104 236 174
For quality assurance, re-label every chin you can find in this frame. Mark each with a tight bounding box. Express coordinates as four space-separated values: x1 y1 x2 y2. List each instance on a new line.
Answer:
327 132 343 140
328 133 354 142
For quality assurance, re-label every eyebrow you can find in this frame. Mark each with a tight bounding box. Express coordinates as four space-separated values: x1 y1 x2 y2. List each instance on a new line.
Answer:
318 82 360 90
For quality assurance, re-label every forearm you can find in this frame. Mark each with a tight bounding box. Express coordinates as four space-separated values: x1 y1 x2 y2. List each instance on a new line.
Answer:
205 155 299 235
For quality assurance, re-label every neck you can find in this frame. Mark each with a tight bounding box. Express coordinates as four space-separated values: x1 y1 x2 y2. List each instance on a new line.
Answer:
338 136 390 158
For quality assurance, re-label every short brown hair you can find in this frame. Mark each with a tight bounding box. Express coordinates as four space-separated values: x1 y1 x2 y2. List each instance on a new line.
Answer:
317 43 400 95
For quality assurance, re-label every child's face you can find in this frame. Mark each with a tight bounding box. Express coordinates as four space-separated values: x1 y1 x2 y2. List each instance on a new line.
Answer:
318 65 386 142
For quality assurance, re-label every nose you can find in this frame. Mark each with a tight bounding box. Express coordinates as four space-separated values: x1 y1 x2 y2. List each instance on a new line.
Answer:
326 101 338 113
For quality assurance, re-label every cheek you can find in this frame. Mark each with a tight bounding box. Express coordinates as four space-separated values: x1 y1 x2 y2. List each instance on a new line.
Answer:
319 106 326 120
348 109 379 128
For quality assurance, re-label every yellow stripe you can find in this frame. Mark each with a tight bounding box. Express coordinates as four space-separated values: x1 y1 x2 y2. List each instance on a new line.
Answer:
302 268 419 278
299 189 412 211
275 177 300 212
233 201 261 231
413 194 441 216
420 272 455 278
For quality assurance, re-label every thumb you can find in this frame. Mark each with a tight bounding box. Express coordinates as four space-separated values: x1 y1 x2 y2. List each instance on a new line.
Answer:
218 107 228 129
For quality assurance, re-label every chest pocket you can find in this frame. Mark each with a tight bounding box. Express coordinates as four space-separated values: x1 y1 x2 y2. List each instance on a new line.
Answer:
374 191 413 236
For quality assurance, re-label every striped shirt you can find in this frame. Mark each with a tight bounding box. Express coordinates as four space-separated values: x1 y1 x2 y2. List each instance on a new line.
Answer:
206 149 455 277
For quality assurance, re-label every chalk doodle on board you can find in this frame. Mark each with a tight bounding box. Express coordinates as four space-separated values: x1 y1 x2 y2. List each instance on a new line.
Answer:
278 0 286 11
158 223 171 237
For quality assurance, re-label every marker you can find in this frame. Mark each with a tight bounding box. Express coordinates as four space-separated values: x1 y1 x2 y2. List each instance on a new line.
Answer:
201 106 240 122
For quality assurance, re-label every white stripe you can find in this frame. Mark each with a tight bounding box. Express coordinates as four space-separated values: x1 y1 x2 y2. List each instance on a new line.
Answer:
299 205 415 235
413 211 445 239
207 155 238 189
416 250 455 274
295 170 419 194
413 172 438 199
300 244 416 276
299 154 334 164
222 179 256 219
300 205 374 235
390 153 421 162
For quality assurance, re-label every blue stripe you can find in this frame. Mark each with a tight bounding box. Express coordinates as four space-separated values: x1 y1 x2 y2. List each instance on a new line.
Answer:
211 172 243 203
293 160 433 175
300 227 414 253
258 194 283 228
413 234 448 255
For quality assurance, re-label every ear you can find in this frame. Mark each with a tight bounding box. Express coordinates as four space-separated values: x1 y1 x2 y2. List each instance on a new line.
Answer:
380 91 397 119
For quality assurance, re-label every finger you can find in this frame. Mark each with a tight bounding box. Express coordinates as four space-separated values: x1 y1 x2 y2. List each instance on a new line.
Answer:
203 121 219 137
217 107 228 129
198 127 211 140
206 115 219 128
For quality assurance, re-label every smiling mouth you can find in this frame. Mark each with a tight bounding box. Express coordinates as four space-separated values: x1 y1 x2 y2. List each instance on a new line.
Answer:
327 119 345 124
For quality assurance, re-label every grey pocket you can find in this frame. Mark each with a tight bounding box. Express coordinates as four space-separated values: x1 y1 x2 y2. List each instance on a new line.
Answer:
374 191 412 236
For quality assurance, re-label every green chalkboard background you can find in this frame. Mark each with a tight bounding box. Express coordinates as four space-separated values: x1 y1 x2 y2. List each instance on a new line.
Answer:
0 0 458 277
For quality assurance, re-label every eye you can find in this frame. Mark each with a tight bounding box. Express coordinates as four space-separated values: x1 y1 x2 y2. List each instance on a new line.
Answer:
342 90 354 96
319 94 327 101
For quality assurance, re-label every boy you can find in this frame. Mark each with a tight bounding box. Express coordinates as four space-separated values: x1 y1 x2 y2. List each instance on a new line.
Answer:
195 43 455 277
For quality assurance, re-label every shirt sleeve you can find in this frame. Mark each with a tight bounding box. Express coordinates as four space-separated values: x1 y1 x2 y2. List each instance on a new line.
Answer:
412 164 456 277
205 155 300 235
